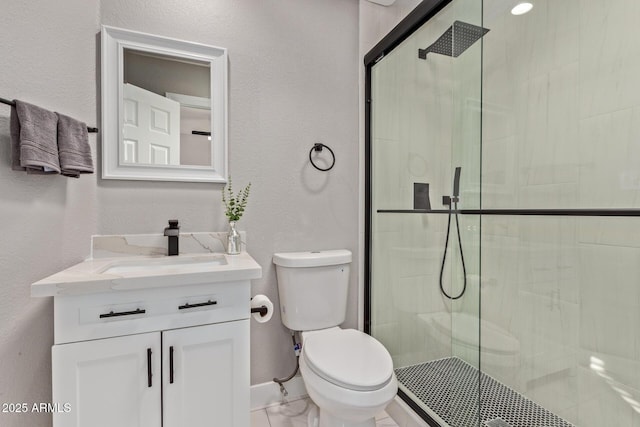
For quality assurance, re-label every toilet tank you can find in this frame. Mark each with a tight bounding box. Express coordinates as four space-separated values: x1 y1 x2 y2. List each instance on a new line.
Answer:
273 250 351 331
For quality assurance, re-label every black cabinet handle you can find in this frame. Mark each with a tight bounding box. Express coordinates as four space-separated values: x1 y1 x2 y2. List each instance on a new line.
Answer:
169 346 174 384
178 300 217 310
147 348 152 388
99 308 146 318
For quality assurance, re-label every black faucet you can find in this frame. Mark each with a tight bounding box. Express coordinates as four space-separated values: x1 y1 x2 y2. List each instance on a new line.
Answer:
164 220 180 256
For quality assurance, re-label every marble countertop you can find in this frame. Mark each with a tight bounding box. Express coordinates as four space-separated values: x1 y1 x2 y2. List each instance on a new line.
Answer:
32 251 262 298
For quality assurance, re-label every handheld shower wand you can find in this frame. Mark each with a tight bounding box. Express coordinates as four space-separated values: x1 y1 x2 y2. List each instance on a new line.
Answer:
439 167 467 300
453 166 461 202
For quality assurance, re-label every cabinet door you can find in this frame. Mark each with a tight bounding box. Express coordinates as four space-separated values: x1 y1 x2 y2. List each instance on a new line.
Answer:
52 332 161 427
163 320 249 427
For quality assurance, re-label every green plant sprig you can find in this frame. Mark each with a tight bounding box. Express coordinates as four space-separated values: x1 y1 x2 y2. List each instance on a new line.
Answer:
222 178 251 222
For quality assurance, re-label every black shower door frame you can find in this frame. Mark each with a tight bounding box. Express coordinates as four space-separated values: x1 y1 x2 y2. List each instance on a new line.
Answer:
363 1 453 424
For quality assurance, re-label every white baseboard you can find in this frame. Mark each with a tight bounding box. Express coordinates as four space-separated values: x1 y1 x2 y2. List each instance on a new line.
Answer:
250 375 308 410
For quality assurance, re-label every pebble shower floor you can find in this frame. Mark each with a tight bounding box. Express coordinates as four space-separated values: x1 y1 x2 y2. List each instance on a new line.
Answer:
395 357 574 427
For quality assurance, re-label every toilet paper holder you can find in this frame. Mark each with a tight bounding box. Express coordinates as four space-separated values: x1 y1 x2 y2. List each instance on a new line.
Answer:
251 305 268 317
250 294 273 323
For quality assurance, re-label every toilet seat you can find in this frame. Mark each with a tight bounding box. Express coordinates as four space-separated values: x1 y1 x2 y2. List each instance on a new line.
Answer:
302 328 393 391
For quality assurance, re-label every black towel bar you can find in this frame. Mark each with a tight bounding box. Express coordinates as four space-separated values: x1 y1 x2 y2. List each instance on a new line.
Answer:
0 96 99 133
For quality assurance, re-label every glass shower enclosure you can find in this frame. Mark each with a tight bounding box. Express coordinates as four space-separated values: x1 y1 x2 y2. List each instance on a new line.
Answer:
365 0 640 426
367 0 483 425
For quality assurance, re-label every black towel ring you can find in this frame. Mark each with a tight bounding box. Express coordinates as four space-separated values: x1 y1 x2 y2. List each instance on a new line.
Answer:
309 143 335 172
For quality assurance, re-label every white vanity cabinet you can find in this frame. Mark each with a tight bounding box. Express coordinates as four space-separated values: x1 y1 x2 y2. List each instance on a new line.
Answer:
162 321 249 427
32 251 261 427
53 320 249 427
52 332 162 427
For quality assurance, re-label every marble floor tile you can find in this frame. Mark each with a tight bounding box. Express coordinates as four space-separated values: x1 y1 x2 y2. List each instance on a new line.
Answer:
377 416 400 427
376 410 391 421
251 408 271 427
265 398 316 427
261 397 398 427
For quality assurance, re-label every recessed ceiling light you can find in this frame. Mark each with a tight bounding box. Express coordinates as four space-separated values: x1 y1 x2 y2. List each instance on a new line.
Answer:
511 2 533 15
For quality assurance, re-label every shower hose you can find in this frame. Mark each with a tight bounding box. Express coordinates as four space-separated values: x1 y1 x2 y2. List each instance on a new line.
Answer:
439 200 467 300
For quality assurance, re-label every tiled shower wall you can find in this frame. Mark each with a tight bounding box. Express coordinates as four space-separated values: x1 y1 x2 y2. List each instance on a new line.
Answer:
481 0 640 425
370 13 455 368
370 0 483 371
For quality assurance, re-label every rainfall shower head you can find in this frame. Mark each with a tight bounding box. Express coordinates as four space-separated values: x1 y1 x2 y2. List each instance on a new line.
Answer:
419 21 489 60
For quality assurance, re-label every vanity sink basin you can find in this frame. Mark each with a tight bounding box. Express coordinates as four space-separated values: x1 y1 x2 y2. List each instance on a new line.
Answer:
100 255 227 274
31 251 261 297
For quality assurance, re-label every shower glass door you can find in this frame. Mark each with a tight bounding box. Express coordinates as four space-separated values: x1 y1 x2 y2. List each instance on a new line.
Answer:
368 0 483 425
370 1 640 426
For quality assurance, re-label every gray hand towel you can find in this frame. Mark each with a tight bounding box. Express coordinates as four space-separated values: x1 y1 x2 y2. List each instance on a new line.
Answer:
10 105 23 171
56 113 93 178
14 100 60 174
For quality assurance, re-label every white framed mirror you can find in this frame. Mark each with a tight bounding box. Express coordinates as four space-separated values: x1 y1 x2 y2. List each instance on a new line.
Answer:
101 25 228 182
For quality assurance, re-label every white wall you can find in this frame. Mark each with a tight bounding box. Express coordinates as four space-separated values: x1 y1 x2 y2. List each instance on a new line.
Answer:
359 0 423 56
0 1 358 426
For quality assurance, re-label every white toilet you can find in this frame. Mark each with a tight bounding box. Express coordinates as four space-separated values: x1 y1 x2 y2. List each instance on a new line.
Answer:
273 250 397 427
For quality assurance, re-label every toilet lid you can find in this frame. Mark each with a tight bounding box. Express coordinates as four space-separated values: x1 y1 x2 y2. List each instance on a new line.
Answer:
302 329 393 391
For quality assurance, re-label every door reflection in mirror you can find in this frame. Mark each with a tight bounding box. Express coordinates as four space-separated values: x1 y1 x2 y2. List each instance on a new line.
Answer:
123 49 212 167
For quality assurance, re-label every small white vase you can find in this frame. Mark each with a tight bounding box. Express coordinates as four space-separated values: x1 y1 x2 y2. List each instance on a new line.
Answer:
227 221 241 255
